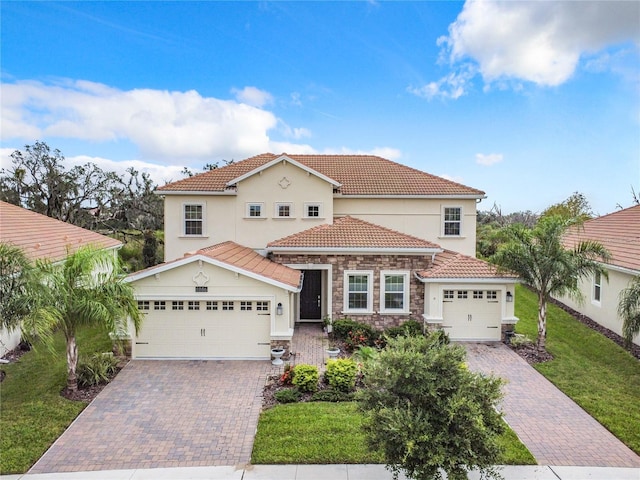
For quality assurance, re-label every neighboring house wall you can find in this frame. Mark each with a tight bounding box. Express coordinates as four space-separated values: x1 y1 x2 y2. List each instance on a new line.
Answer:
333 197 478 257
0 327 22 357
559 268 640 346
272 253 427 330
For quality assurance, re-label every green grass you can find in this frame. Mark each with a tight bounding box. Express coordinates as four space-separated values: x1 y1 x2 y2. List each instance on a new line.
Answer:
0 326 113 474
251 402 536 465
514 284 640 454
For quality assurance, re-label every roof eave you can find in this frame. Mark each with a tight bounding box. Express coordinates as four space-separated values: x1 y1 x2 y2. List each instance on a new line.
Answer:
416 276 520 283
154 190 236 196
268 247 443 255
333 194 486 199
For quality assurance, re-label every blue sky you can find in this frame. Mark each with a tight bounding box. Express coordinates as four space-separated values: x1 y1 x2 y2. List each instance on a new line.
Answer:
1 1 639 214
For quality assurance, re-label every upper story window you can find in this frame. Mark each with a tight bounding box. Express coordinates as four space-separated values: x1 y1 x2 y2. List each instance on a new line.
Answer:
344 271 373 313
184 204 204 236
381 271 409 313
247 203 264 218
275 203 293 218
443 206 462 236
593 271 602 304
304 203 322 218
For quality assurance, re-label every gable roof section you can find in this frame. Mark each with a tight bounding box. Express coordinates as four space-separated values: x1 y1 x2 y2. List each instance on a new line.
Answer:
562 205 640 273
267 216 441 253
416 249 518 282
157 153 485 197
0 200 121 262
127 241 302 291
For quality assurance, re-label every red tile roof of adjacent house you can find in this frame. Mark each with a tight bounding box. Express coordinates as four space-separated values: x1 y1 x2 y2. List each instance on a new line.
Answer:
267 216 441 251
196 241 302 289
157 153 485 197
416 249 518 280
562 205 640 272
0 201 122 262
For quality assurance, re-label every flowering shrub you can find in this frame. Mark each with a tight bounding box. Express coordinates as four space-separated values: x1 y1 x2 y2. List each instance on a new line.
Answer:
280 363 294 386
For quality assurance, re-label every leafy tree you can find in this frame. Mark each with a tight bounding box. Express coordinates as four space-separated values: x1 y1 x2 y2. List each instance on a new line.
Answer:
23 245 142 392
0 243 38 334
541 192 593 222
358 334 504 480
491 215 610 351
618 276 640 349
142 230 159 268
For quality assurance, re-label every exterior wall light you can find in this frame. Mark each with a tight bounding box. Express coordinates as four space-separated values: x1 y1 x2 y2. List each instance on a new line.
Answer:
276 302 283 315
506 291 513 302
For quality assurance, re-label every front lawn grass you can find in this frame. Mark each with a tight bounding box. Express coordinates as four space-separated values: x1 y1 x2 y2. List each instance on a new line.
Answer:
514 284 640 454
251 402 536 465
0 326 113 474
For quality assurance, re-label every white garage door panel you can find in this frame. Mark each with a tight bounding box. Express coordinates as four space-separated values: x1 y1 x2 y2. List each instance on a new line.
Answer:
442 292 501 341
135 302 271 359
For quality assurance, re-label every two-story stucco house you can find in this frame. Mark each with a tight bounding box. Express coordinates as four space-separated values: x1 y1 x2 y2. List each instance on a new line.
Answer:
127 154 518 359
558 205 640 346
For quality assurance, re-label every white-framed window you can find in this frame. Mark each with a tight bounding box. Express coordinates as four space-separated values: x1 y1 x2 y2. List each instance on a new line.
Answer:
457 290 468 299
275 202 293 218
443 206 462 236
154 301 166 310
256 301 269 311
172 301 184 311
246 203 264 218
443 290 455 300
137 300 150 310
222 301 234 311
206 301 218 311
593 271 602 303
344 270 373 313
240 301 252 311
184 204 204 236
304 203 322 218
188 301 200 311
473 290 483 299
381 271 410 313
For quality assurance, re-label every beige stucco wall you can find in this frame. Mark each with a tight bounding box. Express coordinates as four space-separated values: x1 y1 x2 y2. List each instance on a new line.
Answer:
333 197 478 257
557 268 640 346
130 260 293 336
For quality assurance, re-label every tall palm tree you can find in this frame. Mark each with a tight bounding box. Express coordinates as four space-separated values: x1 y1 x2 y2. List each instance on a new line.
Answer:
618 276 640 349
491 215 610 351
25 245 142 392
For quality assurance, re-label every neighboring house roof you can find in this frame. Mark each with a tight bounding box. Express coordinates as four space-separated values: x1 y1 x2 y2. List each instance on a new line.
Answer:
0 200 121 262
562 205 640 273
127 241 302 292
267 216 442 253
416 249 518 282
157 153 485 197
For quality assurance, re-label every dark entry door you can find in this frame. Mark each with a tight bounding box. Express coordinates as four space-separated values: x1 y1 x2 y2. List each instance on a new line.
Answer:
300 270 322 320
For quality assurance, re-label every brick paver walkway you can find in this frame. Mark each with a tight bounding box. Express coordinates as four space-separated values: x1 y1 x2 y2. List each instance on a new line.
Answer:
288 323 330 370
465 343 640 467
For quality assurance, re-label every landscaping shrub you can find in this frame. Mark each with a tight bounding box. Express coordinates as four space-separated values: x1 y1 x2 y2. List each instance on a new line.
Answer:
310 389 354 402
325 358 358 392
76 352 119 387
292 364 319 393
332 319 379 351
280 363 294 386
384 319 424 339
274 388 301 404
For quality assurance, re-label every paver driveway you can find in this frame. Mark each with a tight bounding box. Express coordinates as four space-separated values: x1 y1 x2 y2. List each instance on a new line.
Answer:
29 360 275 473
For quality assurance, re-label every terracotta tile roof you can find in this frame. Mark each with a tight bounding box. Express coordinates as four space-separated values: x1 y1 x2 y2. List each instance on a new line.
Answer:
562 205 640 272
417 249 518 280
157 153 485 197
197 241 302 289
267 216 441 250
0 201 121 262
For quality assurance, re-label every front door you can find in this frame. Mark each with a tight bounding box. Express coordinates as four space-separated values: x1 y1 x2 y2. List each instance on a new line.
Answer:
300 269 322 320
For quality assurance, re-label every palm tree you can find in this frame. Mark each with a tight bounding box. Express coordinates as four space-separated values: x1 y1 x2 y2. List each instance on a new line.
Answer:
491 215 610 351
25 244 142 392
618 276 640 349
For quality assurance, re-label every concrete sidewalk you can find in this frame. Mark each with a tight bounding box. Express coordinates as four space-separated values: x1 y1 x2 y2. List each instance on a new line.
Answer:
2 464 640 480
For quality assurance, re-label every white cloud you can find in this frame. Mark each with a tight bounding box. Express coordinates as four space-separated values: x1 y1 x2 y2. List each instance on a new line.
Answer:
231 86 274 108
0 79 293 162
440 173 465 184
475 152 503 167
412 0 639 99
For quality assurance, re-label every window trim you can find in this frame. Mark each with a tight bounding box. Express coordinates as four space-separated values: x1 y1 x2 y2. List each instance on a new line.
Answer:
343 270 374 314
380 270 410 314
183 203 205 236
592 271 602 305
246 202 265 219
274 202 294 219
442 205 462 237
303 202 323 219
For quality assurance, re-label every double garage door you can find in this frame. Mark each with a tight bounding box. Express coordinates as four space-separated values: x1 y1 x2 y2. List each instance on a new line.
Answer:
134 300 271 359
442 289 501 341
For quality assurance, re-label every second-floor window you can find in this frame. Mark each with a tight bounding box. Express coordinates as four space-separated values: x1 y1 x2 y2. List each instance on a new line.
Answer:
443 207 462 236
305 203 322 218
247 203 264 218
275 203 293 218
184 204 203 235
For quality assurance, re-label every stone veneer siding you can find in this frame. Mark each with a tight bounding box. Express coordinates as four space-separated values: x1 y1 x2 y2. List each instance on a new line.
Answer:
271 253 430 330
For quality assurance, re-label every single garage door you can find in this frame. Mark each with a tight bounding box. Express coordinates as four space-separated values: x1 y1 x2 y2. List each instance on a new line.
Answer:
442 289 501 341
134 300 271 359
